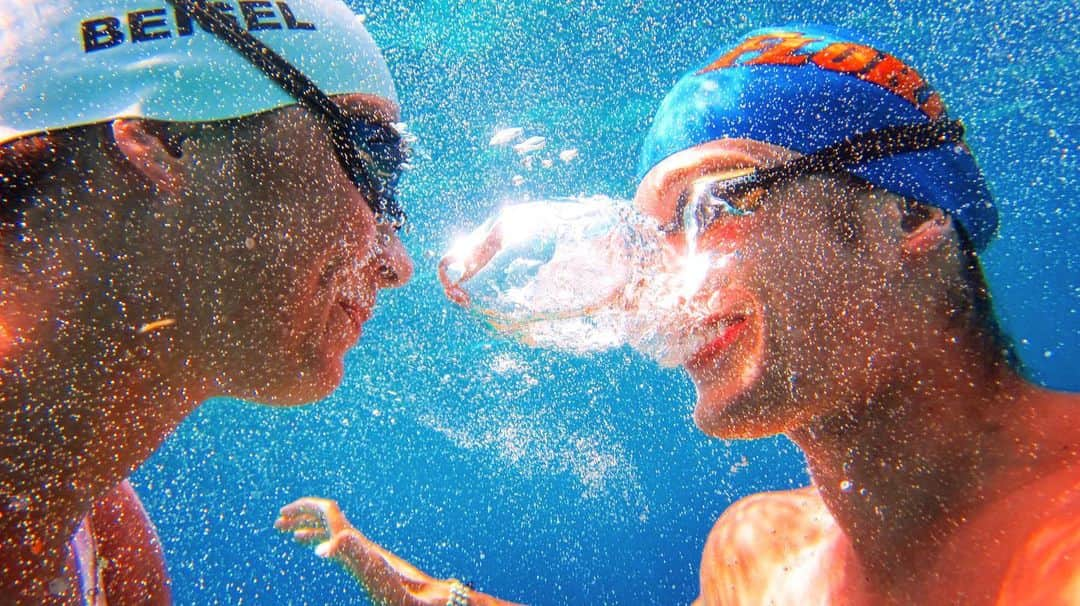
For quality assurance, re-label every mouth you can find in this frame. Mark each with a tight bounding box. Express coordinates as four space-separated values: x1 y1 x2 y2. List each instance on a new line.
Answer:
336 298 372 331
686 310 751 370
681 300 766 436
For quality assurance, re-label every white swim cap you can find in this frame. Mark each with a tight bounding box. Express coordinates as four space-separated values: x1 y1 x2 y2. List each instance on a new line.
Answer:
0 0 397 144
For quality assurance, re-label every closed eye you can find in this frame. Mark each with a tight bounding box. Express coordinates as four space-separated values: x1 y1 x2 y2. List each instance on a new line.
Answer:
697 181 764 223
346 119 409 180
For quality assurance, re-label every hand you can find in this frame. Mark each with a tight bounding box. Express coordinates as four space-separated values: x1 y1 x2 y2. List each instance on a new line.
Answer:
438 256 472 308
274 497 358 560
275 498 515 605
438 220 505 309
275 497 441 605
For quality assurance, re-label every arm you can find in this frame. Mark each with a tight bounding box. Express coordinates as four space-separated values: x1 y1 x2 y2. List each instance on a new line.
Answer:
996 494 1080 606
89 479 172 605
276 497 522 606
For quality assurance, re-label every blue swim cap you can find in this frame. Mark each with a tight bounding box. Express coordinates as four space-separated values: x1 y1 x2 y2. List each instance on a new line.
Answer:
639 25 997 251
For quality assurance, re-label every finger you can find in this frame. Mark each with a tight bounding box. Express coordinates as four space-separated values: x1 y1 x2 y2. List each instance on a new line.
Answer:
274 513 323 532
314 540 334 558
314 530 358 559
279 497 352 537
282 498 344 528
279 497 328 518
447 283 471 308
292 528 330 545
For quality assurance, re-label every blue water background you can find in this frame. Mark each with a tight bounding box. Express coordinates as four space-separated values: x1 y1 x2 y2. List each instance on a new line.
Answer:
135 1 1079 604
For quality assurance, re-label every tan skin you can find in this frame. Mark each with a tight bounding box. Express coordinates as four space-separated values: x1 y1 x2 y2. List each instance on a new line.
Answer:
641 140 1080 606
0 93 412 604
279 138 1078 605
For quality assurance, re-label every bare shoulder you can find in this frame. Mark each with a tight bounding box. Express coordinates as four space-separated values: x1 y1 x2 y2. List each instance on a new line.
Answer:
697 486 854 605
988 391 1080 605
996 474 1080 605
704 486 832 550
90 480 172 605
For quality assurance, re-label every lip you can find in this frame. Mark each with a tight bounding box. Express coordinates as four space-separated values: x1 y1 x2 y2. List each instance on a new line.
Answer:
336 298 372 332
686 311 751 370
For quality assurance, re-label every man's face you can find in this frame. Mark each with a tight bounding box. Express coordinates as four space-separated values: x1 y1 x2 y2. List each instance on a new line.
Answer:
635 139 909 438
176 95 413 405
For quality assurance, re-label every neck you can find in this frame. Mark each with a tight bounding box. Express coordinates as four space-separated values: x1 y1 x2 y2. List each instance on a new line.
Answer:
787 342 1069 591
0 191 210 598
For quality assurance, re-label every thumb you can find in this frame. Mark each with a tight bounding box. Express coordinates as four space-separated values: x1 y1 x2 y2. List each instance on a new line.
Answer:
314 540 335 559
314 530 355 560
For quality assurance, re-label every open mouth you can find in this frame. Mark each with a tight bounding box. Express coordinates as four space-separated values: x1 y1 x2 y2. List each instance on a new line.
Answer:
686 309 752 370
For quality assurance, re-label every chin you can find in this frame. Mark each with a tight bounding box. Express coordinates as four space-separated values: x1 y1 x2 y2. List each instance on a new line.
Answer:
691 352 825 439
684 307 780 439
692 383 788 439
269 317 362 405
287 359 346 405
239 356 346 407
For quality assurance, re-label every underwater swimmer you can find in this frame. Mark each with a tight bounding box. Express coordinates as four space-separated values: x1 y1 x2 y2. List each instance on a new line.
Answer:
279 26 1079 605
630 29 1079 605
0 0 412 603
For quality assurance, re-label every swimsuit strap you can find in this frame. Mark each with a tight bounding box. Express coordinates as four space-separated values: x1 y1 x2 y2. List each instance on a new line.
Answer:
71 515 107 606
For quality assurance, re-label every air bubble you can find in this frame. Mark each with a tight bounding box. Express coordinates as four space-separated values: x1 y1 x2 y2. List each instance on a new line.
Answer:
438 196 735 366
48 577 69 596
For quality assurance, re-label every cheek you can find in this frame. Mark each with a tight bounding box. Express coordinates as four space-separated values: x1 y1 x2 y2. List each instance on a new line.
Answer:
759 247 894 391
692 217 759 253
744 230 841 339
245 136 349 224
211 228 332 336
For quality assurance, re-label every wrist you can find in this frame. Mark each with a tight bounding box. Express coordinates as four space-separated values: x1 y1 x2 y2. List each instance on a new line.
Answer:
446 578 471 606
323 528 365 564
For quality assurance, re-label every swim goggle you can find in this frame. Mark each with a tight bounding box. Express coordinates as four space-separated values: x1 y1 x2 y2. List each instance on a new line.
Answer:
166 0 409 228
661 119 965 236
439 120 966 365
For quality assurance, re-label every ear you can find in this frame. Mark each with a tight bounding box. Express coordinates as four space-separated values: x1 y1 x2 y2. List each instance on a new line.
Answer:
111 119 185 194
901 206 954 258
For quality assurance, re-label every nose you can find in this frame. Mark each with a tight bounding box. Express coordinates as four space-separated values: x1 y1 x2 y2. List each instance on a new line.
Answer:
371 224 413 288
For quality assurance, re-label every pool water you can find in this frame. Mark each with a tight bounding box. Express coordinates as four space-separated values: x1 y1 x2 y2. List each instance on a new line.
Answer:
136 1 1079 603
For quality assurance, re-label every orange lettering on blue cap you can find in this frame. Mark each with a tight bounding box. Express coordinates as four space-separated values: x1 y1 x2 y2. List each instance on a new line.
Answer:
810 43 944 120
699 31 945 120
698 32 817 72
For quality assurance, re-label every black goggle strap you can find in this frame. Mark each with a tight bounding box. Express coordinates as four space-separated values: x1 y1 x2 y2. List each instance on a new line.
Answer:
663 119 965 233
729 119 964 197
164 0 407 227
